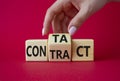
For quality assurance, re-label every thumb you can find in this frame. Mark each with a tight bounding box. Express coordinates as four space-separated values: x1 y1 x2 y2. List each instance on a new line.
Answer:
68 7 91 35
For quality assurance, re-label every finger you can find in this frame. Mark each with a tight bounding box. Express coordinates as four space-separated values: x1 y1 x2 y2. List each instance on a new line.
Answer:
63 4 78 18
52 12 64 33
42 1 62 36
62 16 70 33
68 6 92 35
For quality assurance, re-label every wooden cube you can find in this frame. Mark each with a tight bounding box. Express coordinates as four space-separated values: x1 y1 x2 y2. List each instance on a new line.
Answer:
72 39 94 61
26 39 47 61
48 33 71 61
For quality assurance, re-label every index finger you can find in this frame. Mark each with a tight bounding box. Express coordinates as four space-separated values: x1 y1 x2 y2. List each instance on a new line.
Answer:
43 1 63 35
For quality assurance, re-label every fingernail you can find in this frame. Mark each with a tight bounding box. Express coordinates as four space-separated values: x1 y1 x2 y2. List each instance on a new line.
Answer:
42 28 45 36
68 26 77 35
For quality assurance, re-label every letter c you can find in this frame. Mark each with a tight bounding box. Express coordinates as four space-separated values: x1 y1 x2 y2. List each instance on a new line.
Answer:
76 46 83 57
27 46 32 57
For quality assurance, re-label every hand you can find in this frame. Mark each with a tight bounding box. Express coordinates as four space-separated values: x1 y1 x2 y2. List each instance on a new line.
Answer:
42 0 109 36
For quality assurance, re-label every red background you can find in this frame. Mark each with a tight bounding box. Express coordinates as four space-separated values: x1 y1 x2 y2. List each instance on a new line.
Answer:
0 0 120 81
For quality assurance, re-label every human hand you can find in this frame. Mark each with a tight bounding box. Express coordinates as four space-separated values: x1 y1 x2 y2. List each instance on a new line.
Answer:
42 0 110 36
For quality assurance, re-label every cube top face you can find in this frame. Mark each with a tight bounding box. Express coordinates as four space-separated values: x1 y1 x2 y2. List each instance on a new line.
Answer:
26 39 47 44
72 39 94 44
48 33 71 45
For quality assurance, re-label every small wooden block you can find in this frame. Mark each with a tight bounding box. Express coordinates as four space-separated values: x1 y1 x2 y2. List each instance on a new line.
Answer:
72 39 94 61
26 40 47 61
48 33 71 61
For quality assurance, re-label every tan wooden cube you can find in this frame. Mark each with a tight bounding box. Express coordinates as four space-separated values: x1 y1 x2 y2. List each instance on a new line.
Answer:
48 33 71 61
26 39 47 61
72 39 94 61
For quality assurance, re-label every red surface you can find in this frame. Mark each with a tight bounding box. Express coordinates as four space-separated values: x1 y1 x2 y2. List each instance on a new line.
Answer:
0 0 120 81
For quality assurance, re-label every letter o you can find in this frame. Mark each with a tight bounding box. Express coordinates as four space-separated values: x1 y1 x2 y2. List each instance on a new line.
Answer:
32 46 39 56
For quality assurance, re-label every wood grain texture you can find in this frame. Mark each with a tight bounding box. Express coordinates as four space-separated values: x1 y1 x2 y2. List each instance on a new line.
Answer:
48 33 71 61
72 39 94 61
26 39 47 61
